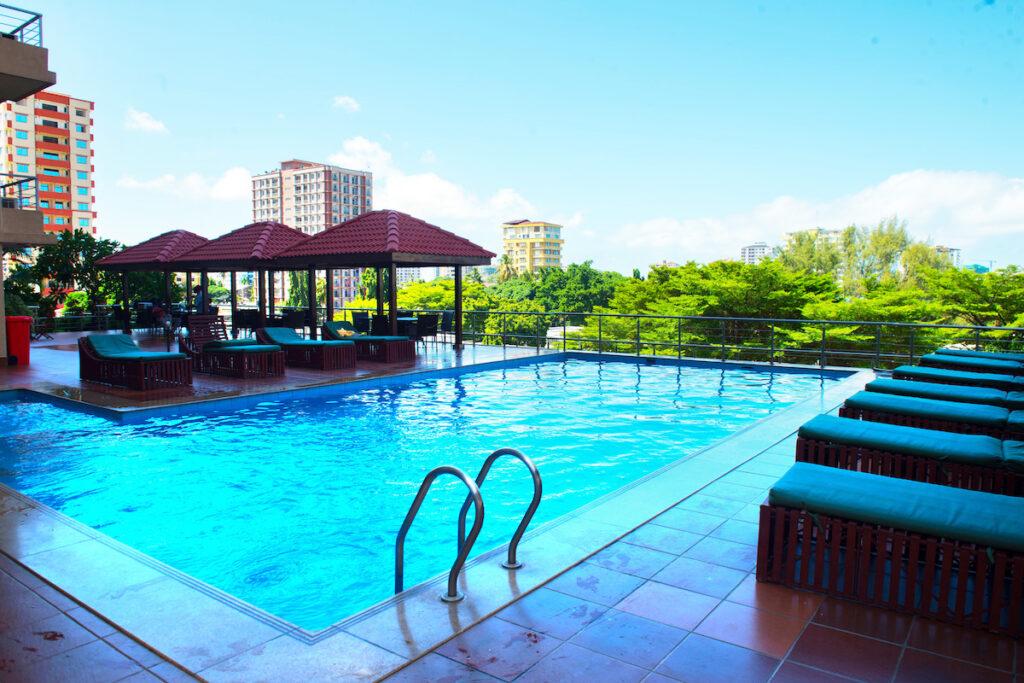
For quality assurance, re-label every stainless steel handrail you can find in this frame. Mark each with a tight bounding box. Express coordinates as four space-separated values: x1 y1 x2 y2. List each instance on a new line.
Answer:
395 465 484 602
457 448 542 570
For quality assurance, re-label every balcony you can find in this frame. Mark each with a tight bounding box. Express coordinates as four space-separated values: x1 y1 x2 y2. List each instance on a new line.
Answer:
0 4 56 102
0 173 56 248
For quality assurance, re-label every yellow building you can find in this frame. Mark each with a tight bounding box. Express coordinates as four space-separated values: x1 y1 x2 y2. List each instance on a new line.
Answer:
501 219 564 274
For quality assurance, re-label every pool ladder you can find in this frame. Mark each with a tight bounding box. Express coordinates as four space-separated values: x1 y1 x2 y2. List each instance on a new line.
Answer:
395 448 543 602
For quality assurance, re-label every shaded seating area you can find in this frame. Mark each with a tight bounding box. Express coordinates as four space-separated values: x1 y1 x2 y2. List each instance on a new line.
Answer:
255 327 355 370
795 414 1024 495
322 321 415 363
78 334 192 390
757 462 1024 636
179 315 285 379
839 389 1024 439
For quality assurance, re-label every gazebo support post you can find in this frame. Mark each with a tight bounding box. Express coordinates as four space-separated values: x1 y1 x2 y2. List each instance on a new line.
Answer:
325 268 334 325
121 272 131 335
230 271 238 338
185 271 193 310
454 266 463 350
268 270 275 319
257 268 266 325
388 263 398 336
375 267 384 318
200 271 209 315
307 266 317 340
162 271 172 308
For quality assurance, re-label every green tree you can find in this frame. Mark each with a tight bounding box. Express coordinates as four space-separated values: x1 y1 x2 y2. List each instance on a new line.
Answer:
496 254 516 283
285 271 309 307
466 268 484 285
922 266 1024 328
774 229 842 276
33 228 118 310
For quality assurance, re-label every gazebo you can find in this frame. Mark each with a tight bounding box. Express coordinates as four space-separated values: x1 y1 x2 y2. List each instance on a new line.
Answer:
273 210 496 347
94 229 209 334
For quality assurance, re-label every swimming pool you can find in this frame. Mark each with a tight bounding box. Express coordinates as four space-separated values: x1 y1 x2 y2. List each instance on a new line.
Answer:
0 356 841 630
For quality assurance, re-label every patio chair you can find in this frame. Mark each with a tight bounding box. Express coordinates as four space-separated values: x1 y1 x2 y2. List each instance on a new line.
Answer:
255 326 355 370
351 311 370 334
936 348 1024 363
865 378 1024 411
919 352 1024 377
839 390 1024 440
282 309 307 332
414 314 439 346
795 414 1024 496
322 321 416 362
757 462 1024 636
78 334 192 390
893 364 1024 392
440 310 454 342
179 315 285 379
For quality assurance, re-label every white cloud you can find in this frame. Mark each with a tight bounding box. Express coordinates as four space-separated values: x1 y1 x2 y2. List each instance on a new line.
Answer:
609 170 1024 268
116 166 251 201
420 149 436 164
124 107 168 134
327 137 536 246
332 96 360 113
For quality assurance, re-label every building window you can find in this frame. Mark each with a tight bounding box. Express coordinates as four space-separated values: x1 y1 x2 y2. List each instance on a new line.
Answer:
16 164 28 173
42 152 59 160
77 171 87 179
15 147 28 156
77 202 88 210
43 216 50 224
75 124 86 132
15 130 27 139
55 217 65 225
42 135 58 143
39 200 49 208
79 219 89 227
40 103 58 112
75 109 86 117
75 140 87 148
43 169 59 176
15 114 27 123
76 155 87 163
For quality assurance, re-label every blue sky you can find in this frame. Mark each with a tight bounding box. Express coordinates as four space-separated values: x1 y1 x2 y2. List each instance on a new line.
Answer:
33 0 1024 273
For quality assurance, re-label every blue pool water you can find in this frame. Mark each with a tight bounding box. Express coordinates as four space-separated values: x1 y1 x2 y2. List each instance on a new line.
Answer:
0 358 839 630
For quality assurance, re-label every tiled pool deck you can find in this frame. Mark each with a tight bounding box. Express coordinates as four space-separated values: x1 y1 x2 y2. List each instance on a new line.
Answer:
1 331 1019 681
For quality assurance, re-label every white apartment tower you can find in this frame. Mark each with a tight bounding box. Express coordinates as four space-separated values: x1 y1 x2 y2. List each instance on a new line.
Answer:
251 160 372 306
740 242 771 265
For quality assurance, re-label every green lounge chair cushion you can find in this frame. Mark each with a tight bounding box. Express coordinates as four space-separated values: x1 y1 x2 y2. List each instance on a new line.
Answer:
845 391 1009 428
798 414 1004 467
206 344 281 354
86 334 187 361
922 353 1024 374
865 378 1009 407
937 348 1024 363
893 365 1024 391
260 327 354 347
202 339 259 351
769 462 1024 552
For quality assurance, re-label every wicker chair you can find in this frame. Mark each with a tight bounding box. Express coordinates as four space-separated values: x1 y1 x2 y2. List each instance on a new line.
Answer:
179 315 285 379
78 334 192 390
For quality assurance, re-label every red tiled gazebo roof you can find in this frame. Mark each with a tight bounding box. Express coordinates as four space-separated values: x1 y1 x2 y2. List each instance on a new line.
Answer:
95 230 209 271
172 222 310 270
273 210 496 268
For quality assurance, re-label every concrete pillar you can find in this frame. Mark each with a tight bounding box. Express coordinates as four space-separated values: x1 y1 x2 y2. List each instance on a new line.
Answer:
388 263 398 336
454 266 463 350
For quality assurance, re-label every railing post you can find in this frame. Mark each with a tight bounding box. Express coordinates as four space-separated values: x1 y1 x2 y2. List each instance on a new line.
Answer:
598 315 603 354
769 323 775 365
677 317 682 360
562 315 566 352
974 328 981 351
720 320 726 361
909 328 916 365
501 313 506 348
819 326 826 368
636 317 641 356
874 324 881 369
535 313 541 353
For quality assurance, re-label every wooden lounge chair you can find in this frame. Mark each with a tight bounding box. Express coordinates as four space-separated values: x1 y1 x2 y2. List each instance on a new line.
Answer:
322 320 416 363
78 334 192 390
919 352 1024 377
865 378 1024 410
255 327 355 370
893 365 1024 392
795 414 1024 496
757 462 1024 636
839 390 1024 440
179 315 285 379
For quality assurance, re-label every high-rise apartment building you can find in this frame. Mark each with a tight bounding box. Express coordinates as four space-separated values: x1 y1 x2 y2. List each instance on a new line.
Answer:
251 159 373 306
1 90 96 234
934 245 961 268
501 219 563 274
740 242 771 264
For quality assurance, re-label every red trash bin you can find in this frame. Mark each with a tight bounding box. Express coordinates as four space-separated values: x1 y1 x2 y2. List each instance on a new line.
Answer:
5 315 32 365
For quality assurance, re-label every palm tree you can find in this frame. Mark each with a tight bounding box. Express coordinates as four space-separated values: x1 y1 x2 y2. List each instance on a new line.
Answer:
497 254 516 283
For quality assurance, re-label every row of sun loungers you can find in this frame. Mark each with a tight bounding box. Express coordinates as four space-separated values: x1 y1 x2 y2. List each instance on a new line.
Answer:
78 316 417 390
757 346 1024 636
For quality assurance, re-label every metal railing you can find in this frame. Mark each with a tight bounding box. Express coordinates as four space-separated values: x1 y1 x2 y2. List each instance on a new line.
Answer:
0 3 42 46
332 308 1020 371
1 173 38 212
